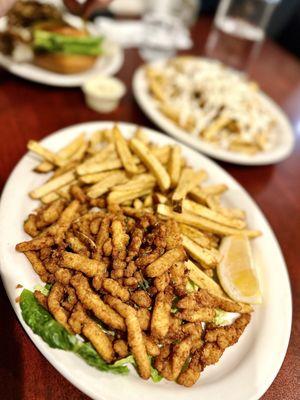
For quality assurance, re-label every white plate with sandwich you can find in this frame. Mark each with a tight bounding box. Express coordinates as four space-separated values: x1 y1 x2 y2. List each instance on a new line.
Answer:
0 7 124 87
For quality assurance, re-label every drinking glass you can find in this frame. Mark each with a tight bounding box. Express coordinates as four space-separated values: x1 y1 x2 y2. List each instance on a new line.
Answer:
205 0 281 70
139 0 200 61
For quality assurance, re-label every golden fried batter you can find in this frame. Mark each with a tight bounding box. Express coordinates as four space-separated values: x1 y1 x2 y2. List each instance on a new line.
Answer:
48 282 72 333
113 339 129 358
131 290 152 308
70 274 126 331
151 289 173 338
146 247 186 278
62 251 106 277
105 295 151 379
69 303 114 362
102 278 130 302
177 350 203 387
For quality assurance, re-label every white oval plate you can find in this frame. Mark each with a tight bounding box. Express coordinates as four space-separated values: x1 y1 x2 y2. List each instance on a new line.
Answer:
0 121 292 400
0 15 124 87
132 61 295 165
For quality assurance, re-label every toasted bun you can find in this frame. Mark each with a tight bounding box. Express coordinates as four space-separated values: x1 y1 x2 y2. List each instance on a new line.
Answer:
34 24 97 74
34 52 97 74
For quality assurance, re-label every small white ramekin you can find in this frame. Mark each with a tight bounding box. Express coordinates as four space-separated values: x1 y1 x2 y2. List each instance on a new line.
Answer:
82 75 126 113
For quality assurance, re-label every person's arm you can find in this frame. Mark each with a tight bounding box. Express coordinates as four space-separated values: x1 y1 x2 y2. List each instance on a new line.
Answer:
63 0 111 19
0 0 17 17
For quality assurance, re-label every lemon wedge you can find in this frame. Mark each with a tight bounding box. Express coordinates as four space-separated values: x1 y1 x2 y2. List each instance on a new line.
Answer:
217 235 262 304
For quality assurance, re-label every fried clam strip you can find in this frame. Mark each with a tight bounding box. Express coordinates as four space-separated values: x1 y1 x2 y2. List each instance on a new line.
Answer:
172 168 207 212
182 235 220 269
70 273 126 331
61 251 106 277
102 278 130 302
105 295 151 379
93 216 111 260
24 251 52 282
158 336 195 381
177 350 203 387
68 303 114 362
49 200 80 244
151 289 173 339
177 289 244 315
113 125 139 175
185 260 252 313
146 247 186 278
48 282 73 333
177 308 216 323
130 138 171 191
157 205 261 238
201 314 251 367
183 199 246 229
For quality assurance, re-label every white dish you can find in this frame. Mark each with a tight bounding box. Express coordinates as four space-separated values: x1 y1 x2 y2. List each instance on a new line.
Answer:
0 15 124 87
0 121 292 400
82 75 126 113
133 61 295 165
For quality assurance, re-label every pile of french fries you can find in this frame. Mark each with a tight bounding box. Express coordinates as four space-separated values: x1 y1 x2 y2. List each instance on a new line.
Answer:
145 57 276 155
16 124 260 386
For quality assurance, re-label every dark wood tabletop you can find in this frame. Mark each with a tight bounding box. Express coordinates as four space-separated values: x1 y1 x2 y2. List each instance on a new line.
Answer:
0 16 299 400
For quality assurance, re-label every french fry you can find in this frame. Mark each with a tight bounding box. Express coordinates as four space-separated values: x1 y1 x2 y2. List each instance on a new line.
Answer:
189 184 228 204
113 125 138 175
108 187 153 205
181 235 219 269
180 224 217 249
172 168 207 211
77 158 122 176
130 138 170 191
151 146 171 165
112 174 155 192
168 145 181 188
201 184 228 196
28 140 67 167
34 133 85 173
201 115 229 141
41 181 76 204
183 199 246 229
157 204 261 238
186 260 224 296
87 171 128 199
206 194 245 220
133 128 149 144
30 171 75 199
186 260 252 313
133 199 143 210
76 143 116 175
79 171 122 185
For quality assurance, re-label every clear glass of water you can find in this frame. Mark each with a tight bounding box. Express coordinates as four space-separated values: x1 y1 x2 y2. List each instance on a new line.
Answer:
139 0 200 62
205 0 281 70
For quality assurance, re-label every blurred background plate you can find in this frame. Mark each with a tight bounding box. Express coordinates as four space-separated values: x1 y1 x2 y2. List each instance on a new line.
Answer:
0 14 124 87
133 60 295 166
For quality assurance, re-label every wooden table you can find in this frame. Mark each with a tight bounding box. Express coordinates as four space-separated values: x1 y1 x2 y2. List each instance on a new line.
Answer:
0 16 299 400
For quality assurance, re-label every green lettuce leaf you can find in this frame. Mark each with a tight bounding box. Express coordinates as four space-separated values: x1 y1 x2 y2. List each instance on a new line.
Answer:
214 309 239 326
33 29 103 56
20 289 128 375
